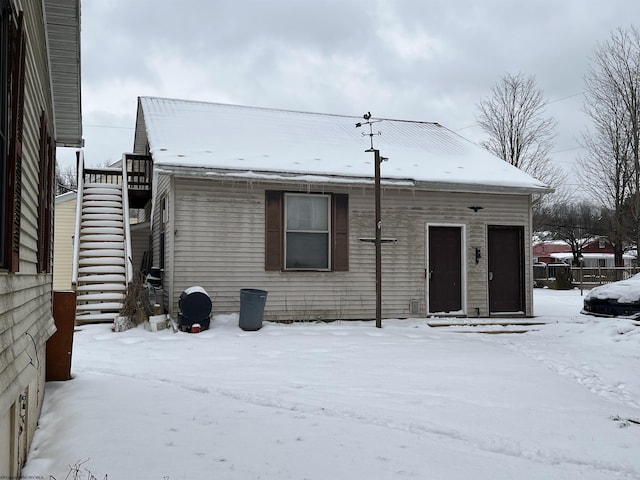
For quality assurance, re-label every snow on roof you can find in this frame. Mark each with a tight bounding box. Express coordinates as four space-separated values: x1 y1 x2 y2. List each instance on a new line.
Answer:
136 96 551 193
55 191 77 203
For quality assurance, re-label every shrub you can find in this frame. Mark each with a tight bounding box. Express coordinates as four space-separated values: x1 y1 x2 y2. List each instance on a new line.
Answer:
554 266 573 290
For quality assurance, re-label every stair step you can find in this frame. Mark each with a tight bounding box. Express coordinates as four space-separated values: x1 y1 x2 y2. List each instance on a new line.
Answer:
84 183 122 190
427 319 547 327
80 227 124 235
82 207 123 215
78 265 126 274
79 257 126 266
80 233 125 242
84 182 119 188
76 283 127 292
80 242 124 251
77 274 126 283
82 213 124 221
76 302 124 311
81 220 123 228
83 194 122 202
77 292 126 302
76 312 119 324
82 200 122 209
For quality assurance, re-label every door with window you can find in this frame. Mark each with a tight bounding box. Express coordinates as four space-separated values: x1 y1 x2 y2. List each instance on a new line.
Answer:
488 225 525 313
427 226 463 314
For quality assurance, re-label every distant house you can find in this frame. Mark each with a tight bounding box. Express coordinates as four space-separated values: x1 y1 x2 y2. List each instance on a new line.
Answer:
533 238 634 267
122 96 551 322
0 1 81 476
53 191 77 290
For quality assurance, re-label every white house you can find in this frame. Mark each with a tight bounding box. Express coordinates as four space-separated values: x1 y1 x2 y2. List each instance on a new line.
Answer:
123 97 551 322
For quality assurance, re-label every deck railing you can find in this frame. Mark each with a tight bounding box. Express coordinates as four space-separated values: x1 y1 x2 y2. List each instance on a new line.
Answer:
570 266 640 285
83 166 122 185
124 154 152 208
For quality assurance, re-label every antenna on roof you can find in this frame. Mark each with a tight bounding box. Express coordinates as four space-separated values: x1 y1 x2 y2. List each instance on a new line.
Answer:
355 111 383 151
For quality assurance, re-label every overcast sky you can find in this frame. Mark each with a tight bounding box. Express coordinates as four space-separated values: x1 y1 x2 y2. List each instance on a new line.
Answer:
59 0 640 198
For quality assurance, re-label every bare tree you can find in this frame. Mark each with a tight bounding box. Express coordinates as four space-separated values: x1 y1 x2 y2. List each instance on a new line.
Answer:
577 77 632 265
538 201 604 265
476 72 565 207
55 162 77 195
581 25 640 261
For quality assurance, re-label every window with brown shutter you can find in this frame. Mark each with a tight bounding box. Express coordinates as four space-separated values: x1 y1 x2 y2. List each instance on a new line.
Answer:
1 6 25 272
265 190 348 271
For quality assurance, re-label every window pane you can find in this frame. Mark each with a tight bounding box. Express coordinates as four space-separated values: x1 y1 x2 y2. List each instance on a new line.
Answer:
287 195 328 231
286 232 328 269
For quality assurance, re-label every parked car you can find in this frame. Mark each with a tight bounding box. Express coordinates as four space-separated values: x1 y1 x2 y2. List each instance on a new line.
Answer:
582 273 640 317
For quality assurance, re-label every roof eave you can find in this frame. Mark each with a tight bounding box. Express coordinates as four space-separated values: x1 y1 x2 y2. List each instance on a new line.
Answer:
153 163 552 195
412 180 554 196
44 0 83 148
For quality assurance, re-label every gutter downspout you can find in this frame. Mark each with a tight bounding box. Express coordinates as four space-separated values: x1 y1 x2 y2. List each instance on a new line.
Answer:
121 155 133 286
71 150 84 288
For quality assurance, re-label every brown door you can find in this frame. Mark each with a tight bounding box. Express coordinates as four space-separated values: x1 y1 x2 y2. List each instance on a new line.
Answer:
428 226 462 313
488 225 525 313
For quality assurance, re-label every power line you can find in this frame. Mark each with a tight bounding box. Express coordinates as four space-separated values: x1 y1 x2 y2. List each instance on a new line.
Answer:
453 123 478 132
551 146 583 154
544 91 584 106
454 91 584 132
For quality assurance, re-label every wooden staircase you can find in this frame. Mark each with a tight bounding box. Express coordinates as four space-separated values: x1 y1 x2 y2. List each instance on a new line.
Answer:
72 152 153 324
75 181 128 324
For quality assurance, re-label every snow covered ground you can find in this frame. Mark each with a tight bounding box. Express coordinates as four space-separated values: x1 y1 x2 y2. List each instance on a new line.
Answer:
23 288 640 480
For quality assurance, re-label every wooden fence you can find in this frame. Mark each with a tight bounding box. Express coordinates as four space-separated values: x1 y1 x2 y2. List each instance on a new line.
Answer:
534 264 640 288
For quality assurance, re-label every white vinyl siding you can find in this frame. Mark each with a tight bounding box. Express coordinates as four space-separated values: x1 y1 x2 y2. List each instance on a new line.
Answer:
152 173 172 311
163 176 533 321
52 194 76 290
0 2 79 476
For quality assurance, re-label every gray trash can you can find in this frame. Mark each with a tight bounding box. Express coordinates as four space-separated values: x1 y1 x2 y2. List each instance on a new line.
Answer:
239 288 268 331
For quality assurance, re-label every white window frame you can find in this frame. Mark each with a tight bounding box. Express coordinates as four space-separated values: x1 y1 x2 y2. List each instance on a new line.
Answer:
284 193 331 270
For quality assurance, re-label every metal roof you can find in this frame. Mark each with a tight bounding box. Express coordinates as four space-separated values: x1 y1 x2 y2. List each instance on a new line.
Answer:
136 96 551 194
44 0 82 147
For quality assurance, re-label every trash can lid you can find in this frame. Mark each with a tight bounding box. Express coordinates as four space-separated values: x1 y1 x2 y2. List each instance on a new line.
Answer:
240 288 267 295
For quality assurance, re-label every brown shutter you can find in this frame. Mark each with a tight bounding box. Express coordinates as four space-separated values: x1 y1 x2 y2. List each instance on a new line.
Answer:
37 113 47 272
265 190 282 271
37 112 54 273
4 10 25 272
45 137 55 272
332 193 349 271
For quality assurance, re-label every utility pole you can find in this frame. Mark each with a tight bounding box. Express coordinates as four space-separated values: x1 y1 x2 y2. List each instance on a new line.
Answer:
356 113 386 328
